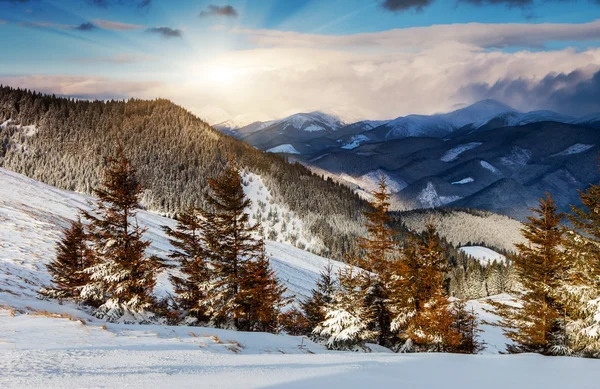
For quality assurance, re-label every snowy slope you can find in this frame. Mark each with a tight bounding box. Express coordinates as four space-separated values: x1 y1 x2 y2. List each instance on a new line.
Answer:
3 304 600 389
0 167 335 310
266 144 301 154
459 246 506 265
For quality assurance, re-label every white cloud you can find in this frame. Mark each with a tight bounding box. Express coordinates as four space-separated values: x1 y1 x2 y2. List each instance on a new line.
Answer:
235 19 600 50
93 19 143 31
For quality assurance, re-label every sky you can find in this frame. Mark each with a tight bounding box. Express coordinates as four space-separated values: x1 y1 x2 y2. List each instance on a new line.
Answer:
2 0 600 124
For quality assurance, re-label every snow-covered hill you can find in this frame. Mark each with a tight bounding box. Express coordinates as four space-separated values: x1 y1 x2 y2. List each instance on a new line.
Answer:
2 167 600 388
0 167 336 309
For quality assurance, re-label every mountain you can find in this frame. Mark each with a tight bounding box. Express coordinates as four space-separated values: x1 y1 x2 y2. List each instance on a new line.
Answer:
0 86 366 261
237 111 347 154
306 121 600 220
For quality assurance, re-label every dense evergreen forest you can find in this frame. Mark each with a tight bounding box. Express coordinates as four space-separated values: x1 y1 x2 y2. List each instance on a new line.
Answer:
0 86 366 260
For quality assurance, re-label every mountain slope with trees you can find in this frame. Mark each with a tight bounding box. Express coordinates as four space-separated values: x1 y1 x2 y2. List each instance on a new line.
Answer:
0 86 366 260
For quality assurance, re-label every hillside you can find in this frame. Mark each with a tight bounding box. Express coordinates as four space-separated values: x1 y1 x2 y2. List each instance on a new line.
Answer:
0 86 366 260
1 168 599 388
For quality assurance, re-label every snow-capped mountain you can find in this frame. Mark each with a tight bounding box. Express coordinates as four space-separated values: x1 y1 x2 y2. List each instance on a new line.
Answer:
439 99 517 128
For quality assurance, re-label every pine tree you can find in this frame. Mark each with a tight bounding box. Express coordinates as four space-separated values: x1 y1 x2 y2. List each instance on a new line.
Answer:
40 217 95 302
491 193 566 355
357 174 396 346
163 207 211 324
80 148 165 321
358 174 395 275
550 179 600 357
301 263 336 333
391 222 459 352
200 158 264 329
451 300 485 354
238 238 289 332
314 264 375 350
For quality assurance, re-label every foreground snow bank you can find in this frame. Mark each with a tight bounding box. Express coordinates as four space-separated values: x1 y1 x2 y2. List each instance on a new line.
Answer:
1 309 599 389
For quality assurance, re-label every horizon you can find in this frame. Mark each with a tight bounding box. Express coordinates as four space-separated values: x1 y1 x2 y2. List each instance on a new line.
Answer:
2 0 600 123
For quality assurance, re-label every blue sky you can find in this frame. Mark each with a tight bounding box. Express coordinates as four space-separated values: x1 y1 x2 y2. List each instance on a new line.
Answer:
2 0 600 122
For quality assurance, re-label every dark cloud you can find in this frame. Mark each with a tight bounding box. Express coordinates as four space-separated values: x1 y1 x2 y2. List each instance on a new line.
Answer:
145 26 182 38
381 0 597 12
74 22 96 31
87 0 150 8
459 69 600 117
199 4 238 18
461 0 532 6
381 0 434 11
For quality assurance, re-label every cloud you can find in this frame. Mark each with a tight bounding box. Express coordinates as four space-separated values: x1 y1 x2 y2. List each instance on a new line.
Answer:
380 0 600 12
235 19 600 50
88 0 150 8
18 21 72 29
70 53 156 64
381 0 435 12
92 18 142 30
199 5 238 18
145 26 182 38
0 20 7 24
74 22 96 31
0 74 162 100
459 69 600 116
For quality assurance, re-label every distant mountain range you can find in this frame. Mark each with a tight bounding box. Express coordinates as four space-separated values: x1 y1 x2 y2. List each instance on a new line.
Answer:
214 100 600 220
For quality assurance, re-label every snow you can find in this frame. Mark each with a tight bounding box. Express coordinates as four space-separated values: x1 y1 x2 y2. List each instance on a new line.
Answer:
442 99 516 128
383 115 455 138
3 306 600 389
551 143 595 157
440 142 482 162
341 134 370 150
242 171 325 258
459 246 506 265
263 112 346 133
1 168 600 387
451 177 474 185
417 182 461 208
340 170 406 195
473 110 573 129
480 160 501 175
266 144 301 154
500 147 531 169
303 124 327 132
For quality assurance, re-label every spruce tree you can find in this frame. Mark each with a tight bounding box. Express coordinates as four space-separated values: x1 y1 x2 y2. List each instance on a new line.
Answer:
163 208 211 324
301 263 336 333
200 158 266 329
356 174 396 346
314 264 374 350
391 222 459 352
451 300 485 354
491 193 566 354
550 180 600 357
40 217 95 302
238 238 288 332
80 148 164 321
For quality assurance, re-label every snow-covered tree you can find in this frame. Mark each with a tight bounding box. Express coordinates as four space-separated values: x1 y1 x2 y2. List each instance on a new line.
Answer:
80 148 165 322
163 207 211 324
40 217 95 303
314 265 374 350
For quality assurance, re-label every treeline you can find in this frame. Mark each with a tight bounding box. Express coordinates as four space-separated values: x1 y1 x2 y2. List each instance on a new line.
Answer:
41 150 287 331
0 85 365 261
